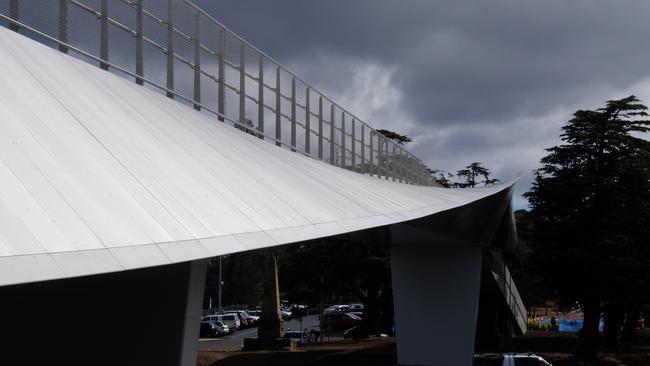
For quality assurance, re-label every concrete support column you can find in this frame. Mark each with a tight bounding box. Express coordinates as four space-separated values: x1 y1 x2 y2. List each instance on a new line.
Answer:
391 245 482 366
179 259 208 366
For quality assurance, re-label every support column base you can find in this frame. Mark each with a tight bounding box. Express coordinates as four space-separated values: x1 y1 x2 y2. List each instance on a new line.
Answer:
391 245 482 366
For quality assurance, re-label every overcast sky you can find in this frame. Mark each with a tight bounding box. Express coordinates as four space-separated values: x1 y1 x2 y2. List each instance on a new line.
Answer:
190 0 650 209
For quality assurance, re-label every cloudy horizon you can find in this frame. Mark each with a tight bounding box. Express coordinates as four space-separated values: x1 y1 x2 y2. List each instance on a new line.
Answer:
195 0 650 209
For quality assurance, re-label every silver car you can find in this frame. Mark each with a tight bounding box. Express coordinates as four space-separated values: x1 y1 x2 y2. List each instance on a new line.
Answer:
474 353 552 366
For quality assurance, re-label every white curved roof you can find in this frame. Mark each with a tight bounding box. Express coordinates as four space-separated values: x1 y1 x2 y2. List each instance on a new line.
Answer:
0 27 510 286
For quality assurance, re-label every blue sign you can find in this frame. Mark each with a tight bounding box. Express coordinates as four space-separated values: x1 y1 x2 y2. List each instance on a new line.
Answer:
559 319 604 332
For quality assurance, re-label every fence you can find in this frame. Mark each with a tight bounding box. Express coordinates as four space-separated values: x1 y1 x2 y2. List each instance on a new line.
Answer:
0 0 435 186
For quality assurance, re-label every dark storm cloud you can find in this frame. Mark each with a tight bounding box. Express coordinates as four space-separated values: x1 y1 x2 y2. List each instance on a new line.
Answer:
196 0 650 125
193 0 650 208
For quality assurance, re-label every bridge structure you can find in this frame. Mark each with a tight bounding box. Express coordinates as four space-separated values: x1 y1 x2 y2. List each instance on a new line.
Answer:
0 1 526 365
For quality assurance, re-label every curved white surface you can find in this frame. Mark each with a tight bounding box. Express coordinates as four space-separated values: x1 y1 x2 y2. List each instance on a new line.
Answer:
0 28 510 286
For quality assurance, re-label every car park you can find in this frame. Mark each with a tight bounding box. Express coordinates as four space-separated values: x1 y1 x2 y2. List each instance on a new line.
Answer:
474 353 552 366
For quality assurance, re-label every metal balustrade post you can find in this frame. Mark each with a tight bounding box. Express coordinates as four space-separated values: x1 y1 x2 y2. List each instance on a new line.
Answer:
166 0 174 98
193 12 202 111
58 0 68 53
351 118 356 170
330 105 336 165
290 78 296 151
275 67 281 147
318 97 323 159
9 0 19 32
404 155 413 184
360 124 365 174
369 130 374 177
217 28 225 121
377 135 382 179
135 0 143 84
99 0 108 71
238 45 245 121
257 57 264 139
401 150 405 183
411 161 416 185
385 141 389 180
391 145 396 181
393 149 403 183
305 88 311 154
412 159 418 185
340 112 346 168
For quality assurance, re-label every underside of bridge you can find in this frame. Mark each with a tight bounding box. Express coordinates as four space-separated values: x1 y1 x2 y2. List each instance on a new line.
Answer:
0 21 524 366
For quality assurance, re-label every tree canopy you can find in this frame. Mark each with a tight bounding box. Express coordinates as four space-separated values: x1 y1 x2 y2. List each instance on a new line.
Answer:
376 129 412 145
456 162 500 188
524 95 650 361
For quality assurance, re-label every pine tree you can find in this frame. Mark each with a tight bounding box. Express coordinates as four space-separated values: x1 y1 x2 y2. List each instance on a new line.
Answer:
525 96 650 361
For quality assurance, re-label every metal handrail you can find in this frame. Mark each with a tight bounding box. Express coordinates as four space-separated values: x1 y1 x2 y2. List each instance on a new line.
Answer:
1 0 435 185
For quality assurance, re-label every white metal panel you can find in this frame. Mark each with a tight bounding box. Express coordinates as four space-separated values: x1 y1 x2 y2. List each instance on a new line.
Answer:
0 27 515 286
199 236 247 256
108 245 172 270
156 240 211 263
51 249 123 277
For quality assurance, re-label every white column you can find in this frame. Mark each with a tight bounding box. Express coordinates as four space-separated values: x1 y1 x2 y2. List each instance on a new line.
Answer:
391 245 482 366
179 259 208 366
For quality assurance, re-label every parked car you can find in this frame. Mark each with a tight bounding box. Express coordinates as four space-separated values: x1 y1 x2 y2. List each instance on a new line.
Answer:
474 353 552 366
283 330 304 343
224 311 249 328
290 304 309 317
200 322 214 338
349 303 364 311
323 304 351 314
348 311 364 318
246 313 259 326
247 310 262 317
200 321 229 337
202 314 240 332
320 312 362 331
343 325 364 339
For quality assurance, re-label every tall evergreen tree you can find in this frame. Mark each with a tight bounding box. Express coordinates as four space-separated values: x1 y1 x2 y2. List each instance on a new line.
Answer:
456 162 500 187
525 96 650 361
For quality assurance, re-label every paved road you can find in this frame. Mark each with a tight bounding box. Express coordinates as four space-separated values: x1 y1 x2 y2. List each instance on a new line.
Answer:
198 315 343 351
198 326 257 351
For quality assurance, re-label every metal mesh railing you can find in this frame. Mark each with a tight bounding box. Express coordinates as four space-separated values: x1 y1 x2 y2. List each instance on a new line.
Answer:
0 0 435 186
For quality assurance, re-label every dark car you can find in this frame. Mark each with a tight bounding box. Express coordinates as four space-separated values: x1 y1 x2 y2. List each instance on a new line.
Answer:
283 330 304 343
320 312 362 331
343 325 364 339
200 322 215 338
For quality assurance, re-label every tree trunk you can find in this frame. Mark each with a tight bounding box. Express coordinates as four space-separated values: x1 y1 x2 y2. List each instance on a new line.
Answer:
577 296 601 363
603 303 624 350
621 308 638 342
